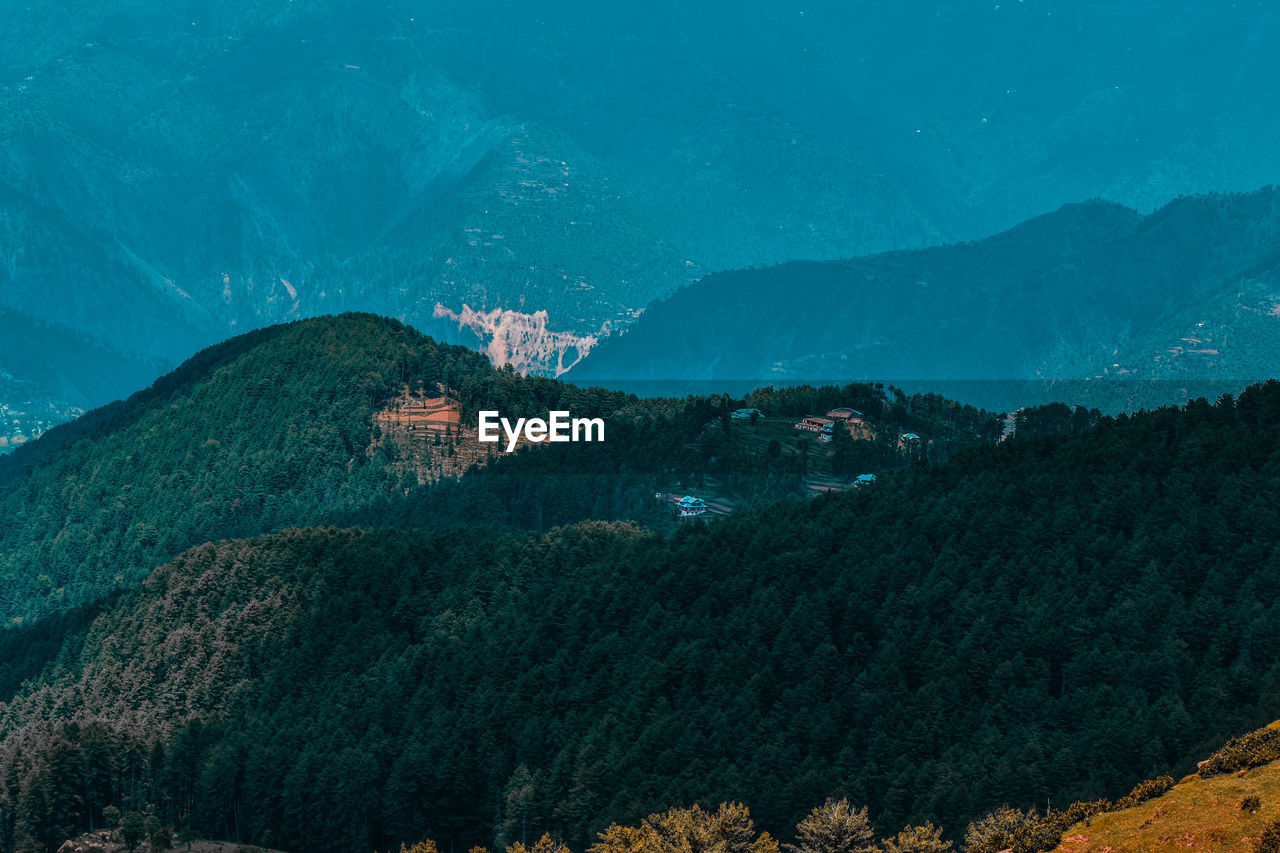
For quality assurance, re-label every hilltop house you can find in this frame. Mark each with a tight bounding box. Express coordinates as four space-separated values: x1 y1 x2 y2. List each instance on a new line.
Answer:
731 408 764 420
795 416 835 435
897 432 922 451
855 473 876 486
677 495 709 517
826 407 863 421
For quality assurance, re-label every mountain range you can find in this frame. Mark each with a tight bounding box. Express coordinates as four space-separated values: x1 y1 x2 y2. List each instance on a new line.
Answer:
9 2 1280 848
570 188 1280 411
6 1 1280 426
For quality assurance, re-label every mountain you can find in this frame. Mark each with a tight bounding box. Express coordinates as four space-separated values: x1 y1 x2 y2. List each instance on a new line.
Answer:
0 313 661 625
7 1 1280 421
0 312 1011 626
0 308 168 452
570 189 1280 410
5 381 1280 852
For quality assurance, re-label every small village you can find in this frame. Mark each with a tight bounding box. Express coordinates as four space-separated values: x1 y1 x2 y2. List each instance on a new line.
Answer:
0 396 78 454
364 389 926 521
656 404 929 521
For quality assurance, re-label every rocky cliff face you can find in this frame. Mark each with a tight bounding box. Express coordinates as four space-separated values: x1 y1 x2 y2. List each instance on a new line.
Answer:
433 303 603 377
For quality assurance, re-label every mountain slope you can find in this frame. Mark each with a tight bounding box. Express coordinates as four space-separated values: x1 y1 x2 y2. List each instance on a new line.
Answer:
571 189 1280 407
0 1 694 401
0 313 662 624
1041 722 1280 853
0 309 1011 625
8 1 1280 421
0 308 169 452
6 384 1280 852
0 314 418 621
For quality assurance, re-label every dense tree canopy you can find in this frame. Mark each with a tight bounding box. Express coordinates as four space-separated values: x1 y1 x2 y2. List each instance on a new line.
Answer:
0 314 998 625
4 381 1280 852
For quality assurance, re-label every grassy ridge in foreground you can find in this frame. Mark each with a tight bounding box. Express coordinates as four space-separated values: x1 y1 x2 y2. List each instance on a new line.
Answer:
1048 722 1280 852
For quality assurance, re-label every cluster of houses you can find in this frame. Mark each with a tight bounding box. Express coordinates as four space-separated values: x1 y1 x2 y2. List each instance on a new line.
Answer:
728 404 922 448
0 411 61 453
660 404 925 512
792 407 921 447
793 407 877 442
735 405 889 488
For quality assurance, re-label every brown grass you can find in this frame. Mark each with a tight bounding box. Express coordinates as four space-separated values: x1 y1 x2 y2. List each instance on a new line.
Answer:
1051 760 1280 852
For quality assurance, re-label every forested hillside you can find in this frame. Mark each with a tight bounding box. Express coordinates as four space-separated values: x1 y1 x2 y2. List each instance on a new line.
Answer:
0 314 639 623
0 313 1002 625
4 383 1280 853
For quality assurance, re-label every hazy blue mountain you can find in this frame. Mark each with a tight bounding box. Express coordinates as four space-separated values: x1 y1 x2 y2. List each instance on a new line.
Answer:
0 308 168 451
4 1 1280 420
569 188 1280 411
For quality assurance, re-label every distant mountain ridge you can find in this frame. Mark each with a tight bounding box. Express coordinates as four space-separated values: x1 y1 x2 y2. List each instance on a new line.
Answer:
6 1 1280 422
570 188 1280 408
0 309 168 451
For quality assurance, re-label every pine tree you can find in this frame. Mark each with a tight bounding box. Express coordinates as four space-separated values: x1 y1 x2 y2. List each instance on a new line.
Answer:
502 765 539 846
121 810 147 851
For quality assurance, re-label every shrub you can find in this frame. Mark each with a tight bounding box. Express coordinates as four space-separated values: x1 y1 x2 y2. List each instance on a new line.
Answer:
964 806 1038 853
1113 776 1175 809
1058 799 1111 826
1201 727 1280 776
1254 819 1280 853
962 800 1117 853
121 811 147 851
151 824 174 850
1034 799 1111 841
1244 796 1263 812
